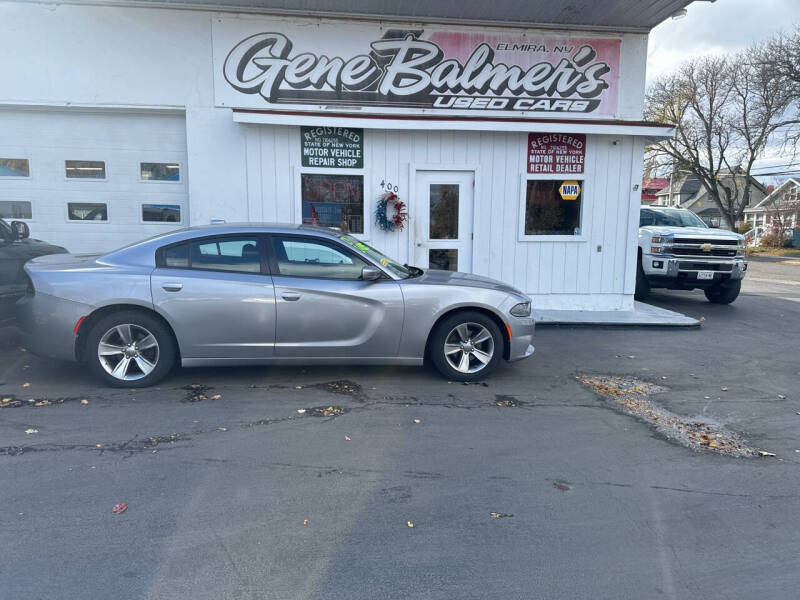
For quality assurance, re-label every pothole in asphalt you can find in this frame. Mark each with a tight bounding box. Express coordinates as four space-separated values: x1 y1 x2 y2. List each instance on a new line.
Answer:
181 384 219 403
492 394 527 407
307 405 347 418
579 375 769 458
307 380 365 401
1 395 85 409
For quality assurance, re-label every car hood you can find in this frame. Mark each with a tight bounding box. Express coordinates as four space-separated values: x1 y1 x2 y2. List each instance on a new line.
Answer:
8 238 68 258
406 269 525 296
641 226 744 240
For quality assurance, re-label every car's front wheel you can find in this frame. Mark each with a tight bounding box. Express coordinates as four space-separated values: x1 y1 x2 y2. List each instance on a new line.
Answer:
430 311 503 382
85 310 175 387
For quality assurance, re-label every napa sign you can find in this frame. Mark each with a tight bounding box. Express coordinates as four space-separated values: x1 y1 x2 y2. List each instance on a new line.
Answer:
213 18 621 118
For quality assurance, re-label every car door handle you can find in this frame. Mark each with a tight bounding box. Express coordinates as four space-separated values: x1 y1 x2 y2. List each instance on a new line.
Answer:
161 283 183 292
281 292 301 301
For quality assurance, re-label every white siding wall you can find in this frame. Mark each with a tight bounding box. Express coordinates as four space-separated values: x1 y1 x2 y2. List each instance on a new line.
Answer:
244 125 644 309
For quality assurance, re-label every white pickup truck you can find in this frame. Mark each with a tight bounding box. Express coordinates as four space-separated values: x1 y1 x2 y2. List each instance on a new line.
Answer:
637 206 747 304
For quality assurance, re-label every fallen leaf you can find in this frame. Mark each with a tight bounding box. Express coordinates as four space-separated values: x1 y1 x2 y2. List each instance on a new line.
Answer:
628 355 636 359
661 376 668 380
345 436 351 441
295 386 303 390
698 316 706 323
406 521 414 528
95 444 102 448
210 394 222 401
721 386 728 392
297 409 306 414
413 418 421 424
112 503 128 514
217 427 227 432
758 450 776 457
303 519 309 525
22 382 31 388
24 428 38 435
490 512 513 518
80 399 89 405
778 394 787 400
34 400 50 407
704 396 711 400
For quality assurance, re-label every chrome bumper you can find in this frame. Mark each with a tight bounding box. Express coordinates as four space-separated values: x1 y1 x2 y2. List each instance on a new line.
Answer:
643 255 747 280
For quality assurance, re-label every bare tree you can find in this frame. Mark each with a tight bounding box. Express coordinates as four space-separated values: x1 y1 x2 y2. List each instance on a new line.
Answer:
645 51 795 230
758 28 800 149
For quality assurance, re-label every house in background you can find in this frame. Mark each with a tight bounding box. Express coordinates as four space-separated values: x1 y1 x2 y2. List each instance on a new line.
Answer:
655 170 768 228
745 178 800 233
641 177 669 205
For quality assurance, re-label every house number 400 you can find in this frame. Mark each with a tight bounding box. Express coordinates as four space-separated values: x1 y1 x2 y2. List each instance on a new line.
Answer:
380 180 399 193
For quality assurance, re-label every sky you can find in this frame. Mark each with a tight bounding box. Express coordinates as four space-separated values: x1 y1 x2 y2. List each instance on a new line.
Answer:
647 0 800 183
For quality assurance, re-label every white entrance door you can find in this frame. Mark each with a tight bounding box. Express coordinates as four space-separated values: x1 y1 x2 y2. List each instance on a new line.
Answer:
412 170 474 272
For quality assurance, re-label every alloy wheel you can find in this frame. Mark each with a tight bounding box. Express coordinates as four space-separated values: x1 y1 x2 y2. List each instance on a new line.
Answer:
443 322 495 374
97 323 160 381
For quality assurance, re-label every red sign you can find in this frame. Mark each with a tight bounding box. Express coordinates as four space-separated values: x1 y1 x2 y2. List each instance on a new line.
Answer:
527 133 586 174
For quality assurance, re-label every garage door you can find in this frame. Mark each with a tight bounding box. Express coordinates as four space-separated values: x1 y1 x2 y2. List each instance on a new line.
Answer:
0 108 188 254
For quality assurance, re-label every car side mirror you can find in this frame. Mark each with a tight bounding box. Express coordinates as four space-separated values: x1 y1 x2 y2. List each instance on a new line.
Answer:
361 266 382 281
11 221 29 240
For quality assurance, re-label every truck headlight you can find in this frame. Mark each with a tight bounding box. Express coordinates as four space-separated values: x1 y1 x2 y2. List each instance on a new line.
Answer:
510 302 531 317
650 234 673 254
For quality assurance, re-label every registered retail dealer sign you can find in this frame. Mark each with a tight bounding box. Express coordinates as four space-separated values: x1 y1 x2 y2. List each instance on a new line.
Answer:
212 18 621 118
301 127 364 168
527 133 586 174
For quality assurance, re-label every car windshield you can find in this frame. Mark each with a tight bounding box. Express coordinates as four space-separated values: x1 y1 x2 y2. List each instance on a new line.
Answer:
650 209 707 228
338 235 414 279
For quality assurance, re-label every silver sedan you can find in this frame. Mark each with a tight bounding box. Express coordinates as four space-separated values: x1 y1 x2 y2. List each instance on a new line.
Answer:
19 224 535 387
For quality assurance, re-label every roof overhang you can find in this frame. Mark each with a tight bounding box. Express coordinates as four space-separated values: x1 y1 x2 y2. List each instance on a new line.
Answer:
233 109 675 139
29 0 698 33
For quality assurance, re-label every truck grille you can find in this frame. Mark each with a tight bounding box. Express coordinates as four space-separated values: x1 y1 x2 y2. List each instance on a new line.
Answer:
678 262 734 272
672 238 739 258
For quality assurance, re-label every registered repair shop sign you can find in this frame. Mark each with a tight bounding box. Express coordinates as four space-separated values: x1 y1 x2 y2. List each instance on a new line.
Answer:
301 126 363 168
559 181 581 200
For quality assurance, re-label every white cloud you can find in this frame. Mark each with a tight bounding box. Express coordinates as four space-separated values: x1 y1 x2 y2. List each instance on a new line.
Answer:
647 0 800 83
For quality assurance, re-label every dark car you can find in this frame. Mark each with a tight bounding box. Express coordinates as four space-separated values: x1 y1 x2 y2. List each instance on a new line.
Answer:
0 218 68 325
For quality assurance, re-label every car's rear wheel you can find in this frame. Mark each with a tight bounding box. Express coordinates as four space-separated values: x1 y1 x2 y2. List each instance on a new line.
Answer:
85 310 175 387
704 279 741 304
430 311 503 382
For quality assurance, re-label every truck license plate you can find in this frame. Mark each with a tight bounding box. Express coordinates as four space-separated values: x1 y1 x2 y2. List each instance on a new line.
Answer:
697 271 715 280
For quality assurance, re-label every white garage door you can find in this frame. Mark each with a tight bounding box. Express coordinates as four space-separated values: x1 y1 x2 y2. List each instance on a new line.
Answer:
0 108 188 254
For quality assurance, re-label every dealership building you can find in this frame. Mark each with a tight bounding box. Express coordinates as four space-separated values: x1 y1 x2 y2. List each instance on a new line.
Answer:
0 0 690 311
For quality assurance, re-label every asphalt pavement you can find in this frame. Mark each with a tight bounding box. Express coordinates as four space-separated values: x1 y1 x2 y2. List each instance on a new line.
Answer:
1 257 799 599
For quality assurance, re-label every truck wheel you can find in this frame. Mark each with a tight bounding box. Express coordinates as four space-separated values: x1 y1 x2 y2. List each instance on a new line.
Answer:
704 279 741 304
634 256 650 301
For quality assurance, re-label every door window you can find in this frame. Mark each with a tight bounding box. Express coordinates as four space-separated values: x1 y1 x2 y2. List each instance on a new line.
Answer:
160 236 262 273
429 184 459 239
271 236 367 280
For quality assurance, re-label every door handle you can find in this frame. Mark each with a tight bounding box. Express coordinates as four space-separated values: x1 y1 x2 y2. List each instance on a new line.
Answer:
281 292 301 301
161 282 183 292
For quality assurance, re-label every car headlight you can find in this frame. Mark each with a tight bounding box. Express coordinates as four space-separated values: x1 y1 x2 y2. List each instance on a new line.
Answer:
510 301 531 317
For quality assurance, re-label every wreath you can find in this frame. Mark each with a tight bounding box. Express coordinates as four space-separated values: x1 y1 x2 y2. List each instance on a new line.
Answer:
375 191 408 232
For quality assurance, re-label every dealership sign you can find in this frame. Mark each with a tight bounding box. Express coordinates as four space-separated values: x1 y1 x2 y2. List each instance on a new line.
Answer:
527 133 586 174
213 18 620 118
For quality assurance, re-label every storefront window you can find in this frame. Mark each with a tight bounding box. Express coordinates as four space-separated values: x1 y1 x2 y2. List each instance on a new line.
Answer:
141 162 180 181
524 179 583 236
0 159 30 177
300 173 364 234
68 202 107 221
0 200 32 219
142 204 181 222
65 160 106 179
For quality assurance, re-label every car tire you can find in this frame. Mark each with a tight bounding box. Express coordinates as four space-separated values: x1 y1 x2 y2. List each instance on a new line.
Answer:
634 255 650 301
429 311 503 382
85 310 175 388
704 279 741 304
